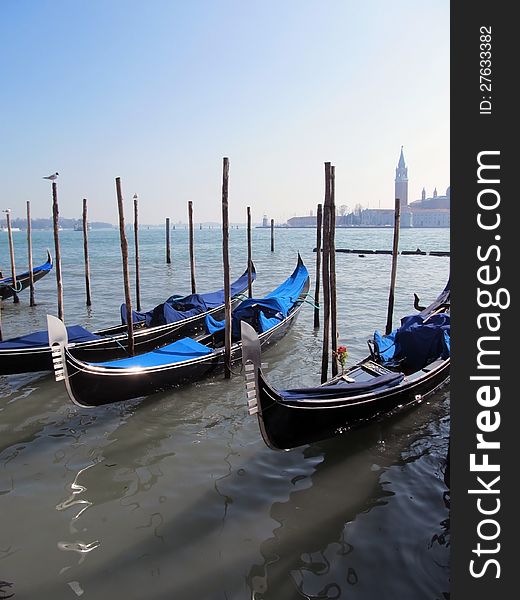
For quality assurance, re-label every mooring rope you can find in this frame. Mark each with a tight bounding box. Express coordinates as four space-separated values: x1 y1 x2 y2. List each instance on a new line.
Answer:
8 280 23 294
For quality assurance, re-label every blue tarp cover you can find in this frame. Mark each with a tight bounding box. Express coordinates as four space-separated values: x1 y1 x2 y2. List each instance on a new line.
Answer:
279 371 405 401
374 312 450 372
205 259 309 338
93 336 212 369
0 257 52 286
0 325 101 350
121 269 254 326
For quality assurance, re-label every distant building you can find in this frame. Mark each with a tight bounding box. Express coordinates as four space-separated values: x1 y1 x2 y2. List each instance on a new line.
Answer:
360 148 450 227
287 215 317 227
395 146 409 207
409 186 450 210
286 147 449 227
359 208 413 227
262 214 269 227
409 208 450 227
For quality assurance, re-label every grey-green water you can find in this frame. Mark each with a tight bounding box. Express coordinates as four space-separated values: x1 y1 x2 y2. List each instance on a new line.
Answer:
1 227 449 599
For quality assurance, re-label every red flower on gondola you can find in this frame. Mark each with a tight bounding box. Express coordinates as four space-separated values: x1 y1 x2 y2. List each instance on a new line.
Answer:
336 345 348 370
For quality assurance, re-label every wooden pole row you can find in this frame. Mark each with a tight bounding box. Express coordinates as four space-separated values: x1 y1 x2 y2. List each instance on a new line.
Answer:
166 217 171 264
116 177 135 356
5 209 19 304
385 197 401 335
133 194 141 312
313 203 322 328
83 198 92 307
27 201 35 307
320 162 332 384
330 166 338 377
319 162 339 382
247 206 253 298
188 200 196 294
221 157 231 379
52 181 64 321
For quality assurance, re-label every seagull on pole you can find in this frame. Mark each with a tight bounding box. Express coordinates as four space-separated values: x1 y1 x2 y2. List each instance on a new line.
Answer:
43 172 59 181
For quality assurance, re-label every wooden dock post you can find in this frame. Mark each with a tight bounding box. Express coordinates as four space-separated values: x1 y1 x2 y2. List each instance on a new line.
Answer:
82 198 92 307
26 201 35 306
133 194 141 311
188 200 196 294
314 203 323 328
52 182 64 320
270 218 275 252
385 197 401 335
4 209 19 304
115 177 135 356
221 157 231 379
330 166 338 377
247 206 253 297
321 162 332 383
165 218 171 264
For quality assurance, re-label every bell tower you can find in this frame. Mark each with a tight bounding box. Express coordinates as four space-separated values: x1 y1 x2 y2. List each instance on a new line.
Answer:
395 146 409 207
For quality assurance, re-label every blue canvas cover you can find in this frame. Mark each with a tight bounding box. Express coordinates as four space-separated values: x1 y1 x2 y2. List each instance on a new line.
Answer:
0 325 101 350
0 255 52 286
121 269 254 326
373 330 397 363
93 336 212 369
205 259 309 338
374 312 450 372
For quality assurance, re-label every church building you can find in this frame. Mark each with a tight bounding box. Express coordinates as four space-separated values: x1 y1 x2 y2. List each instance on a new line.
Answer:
359 147 450 227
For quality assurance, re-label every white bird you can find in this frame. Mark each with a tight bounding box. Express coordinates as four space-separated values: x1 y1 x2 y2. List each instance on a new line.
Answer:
43 172 59 181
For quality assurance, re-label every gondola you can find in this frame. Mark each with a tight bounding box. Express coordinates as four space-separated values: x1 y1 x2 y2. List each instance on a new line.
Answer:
241 278 450 450
47 256 310 407
0 267 255 375
0 250 53 300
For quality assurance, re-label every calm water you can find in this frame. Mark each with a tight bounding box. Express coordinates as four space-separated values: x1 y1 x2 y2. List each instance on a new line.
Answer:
1 227 450 599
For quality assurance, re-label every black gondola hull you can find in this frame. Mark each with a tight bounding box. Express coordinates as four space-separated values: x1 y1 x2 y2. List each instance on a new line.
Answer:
254 359 450 450
0 251 52 300
241 275 451 450
54 264 310 407
0 296 242 375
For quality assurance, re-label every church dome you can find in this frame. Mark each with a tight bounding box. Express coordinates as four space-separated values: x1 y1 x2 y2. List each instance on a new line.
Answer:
446 186 450 197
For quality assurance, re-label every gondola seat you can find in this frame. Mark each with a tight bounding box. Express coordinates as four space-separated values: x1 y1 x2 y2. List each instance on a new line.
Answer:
279 371 405 402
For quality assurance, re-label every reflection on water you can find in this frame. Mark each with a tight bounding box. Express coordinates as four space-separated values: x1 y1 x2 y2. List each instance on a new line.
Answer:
56 464 96 525
247 397 450 600
0 228 450 598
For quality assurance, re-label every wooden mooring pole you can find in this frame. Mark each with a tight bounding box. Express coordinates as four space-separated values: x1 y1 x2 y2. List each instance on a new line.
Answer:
221 157 231 379
330 166 338 377
270 218 275 252
314 203 322 328
188 200 196 294
385 197 401 335
82 198 92 307
247 206 253 297
320 162 332 383
133 194 141 311
116 177 135 356
26 201 35 306
166 218 171 264
5 209 19 304
52 182 64 320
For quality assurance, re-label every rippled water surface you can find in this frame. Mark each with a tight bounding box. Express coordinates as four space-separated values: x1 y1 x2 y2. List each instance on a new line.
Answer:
1 227 450 599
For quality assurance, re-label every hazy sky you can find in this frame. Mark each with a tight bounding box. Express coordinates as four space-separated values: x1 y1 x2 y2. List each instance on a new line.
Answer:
1 0 449 225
